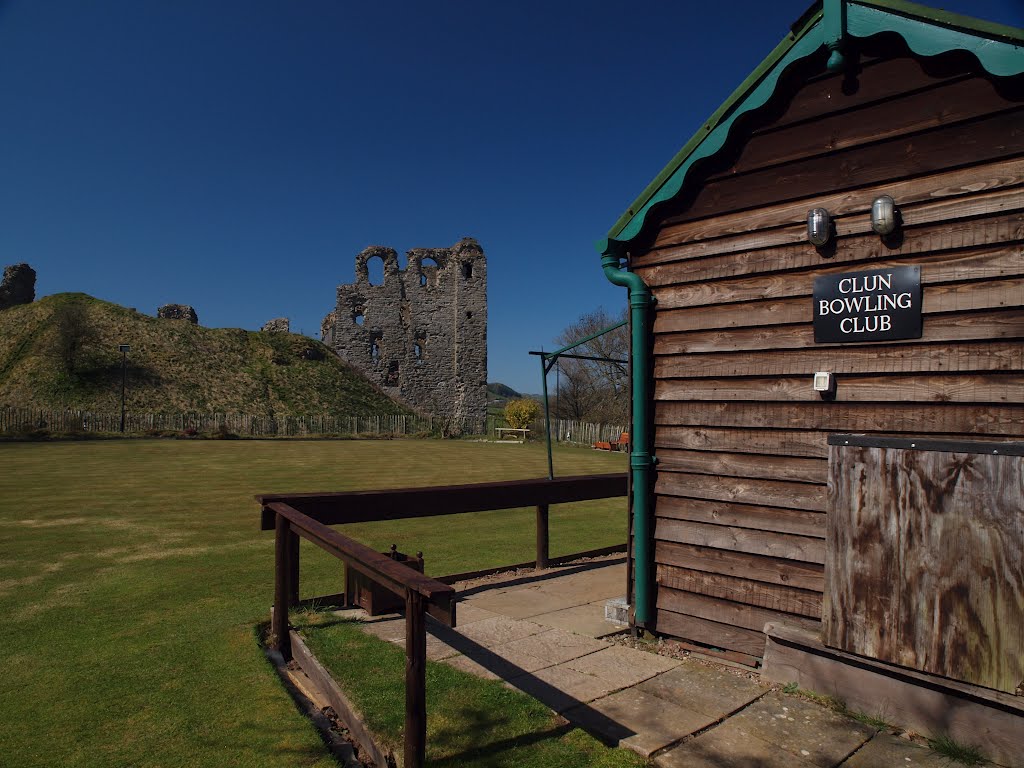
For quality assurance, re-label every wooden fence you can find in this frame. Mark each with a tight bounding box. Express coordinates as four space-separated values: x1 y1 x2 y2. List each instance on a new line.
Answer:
1 405 624 443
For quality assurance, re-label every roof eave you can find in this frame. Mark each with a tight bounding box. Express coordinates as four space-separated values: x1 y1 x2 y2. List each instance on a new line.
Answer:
598 0 1024 257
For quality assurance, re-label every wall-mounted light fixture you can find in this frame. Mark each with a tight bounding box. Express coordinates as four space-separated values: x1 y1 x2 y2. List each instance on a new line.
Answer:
813 371 836 400
807 208 832 247
870 195 898 236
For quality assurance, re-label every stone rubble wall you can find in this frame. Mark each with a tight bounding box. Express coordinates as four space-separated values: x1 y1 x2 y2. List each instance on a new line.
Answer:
322 237 487 428
0 263 36 310
157 304 199 324
262 317 290 333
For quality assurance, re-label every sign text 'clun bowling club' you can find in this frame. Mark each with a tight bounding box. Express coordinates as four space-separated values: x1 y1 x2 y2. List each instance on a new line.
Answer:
813 266 922 343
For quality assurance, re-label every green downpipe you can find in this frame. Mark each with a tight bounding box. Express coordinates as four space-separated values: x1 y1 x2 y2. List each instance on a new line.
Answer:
601 252 654 626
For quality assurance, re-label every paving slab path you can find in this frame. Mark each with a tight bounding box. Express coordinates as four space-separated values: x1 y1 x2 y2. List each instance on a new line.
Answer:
352 557 953 766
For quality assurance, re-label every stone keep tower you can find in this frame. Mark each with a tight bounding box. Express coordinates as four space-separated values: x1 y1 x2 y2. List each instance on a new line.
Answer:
322 238 487 428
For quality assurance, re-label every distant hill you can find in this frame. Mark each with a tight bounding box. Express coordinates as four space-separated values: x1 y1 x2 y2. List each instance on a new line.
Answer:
0 293 407 417
487 382 522 400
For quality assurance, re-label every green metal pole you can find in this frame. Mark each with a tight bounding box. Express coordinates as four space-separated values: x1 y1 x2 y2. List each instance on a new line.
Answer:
539 352 554 480
601 252 653 626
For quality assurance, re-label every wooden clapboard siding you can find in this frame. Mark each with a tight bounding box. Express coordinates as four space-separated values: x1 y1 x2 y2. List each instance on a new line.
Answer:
632 45 1024 657
653 277 1024 333
647 155 1024 256
656 308 1024 354
656 402 1024 435
655 373 1024 404
657 497 824 538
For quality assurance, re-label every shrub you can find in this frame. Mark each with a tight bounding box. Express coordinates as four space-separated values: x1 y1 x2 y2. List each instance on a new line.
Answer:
504 398 540 429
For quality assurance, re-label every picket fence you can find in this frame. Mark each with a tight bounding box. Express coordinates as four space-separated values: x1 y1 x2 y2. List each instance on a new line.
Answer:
1 406 624 444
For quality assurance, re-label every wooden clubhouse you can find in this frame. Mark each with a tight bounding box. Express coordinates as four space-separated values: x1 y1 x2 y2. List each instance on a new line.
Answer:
597 0 1022 761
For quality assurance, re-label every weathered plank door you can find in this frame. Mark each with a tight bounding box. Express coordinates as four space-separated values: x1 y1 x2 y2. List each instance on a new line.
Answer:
824 436 1024 694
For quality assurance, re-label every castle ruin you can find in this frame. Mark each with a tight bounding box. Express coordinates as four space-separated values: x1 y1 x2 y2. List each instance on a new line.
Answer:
321 238 487 429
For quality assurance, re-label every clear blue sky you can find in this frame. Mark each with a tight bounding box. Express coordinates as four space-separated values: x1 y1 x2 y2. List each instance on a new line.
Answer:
1 1 1020 394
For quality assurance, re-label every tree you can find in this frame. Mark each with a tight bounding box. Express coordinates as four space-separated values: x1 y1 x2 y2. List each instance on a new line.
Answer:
552 307 629 425
52 300 98 374
504 398 540 429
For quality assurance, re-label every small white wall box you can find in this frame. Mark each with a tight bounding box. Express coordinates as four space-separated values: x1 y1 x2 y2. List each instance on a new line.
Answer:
813 371 834 393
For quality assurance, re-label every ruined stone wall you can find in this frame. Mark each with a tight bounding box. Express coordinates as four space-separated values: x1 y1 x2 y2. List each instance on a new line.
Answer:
322 238 487 428
0 263 36 311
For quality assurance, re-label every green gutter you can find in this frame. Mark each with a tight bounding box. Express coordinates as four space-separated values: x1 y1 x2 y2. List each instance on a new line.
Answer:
601 251 654 626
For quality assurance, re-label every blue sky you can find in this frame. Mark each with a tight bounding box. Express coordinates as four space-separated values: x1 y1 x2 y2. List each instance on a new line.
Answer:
1 1 1020 394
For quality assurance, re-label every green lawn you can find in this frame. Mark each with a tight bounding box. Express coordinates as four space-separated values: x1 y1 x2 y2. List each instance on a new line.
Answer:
0 439 627 767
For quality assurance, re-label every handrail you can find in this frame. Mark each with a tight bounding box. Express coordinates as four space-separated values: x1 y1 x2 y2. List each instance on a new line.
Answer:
267 501 456 623
257 472 627 529
262 472 629 768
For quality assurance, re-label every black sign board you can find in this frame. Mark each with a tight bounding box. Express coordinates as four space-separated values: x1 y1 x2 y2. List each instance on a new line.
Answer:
813 266 921 343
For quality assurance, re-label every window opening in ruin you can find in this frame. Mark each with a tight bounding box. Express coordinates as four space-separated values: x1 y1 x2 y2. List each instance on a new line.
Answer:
371 340 380 361
420 257 438 288
466 311 473 319
386 360 400 386
354 311 365 326
413 342 423 363
367 256 385 286
462 262 473 279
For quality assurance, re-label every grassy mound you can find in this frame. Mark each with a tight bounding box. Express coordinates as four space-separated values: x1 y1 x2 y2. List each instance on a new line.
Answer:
0 293 406 417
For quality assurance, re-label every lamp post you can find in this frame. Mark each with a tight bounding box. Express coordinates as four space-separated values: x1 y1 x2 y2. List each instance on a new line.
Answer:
118 344 130 433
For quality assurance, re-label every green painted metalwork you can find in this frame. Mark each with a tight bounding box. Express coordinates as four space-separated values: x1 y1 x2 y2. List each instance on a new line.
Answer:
531 319 629 480
599 0 1024 257
824 0 849 71
601 252 654 626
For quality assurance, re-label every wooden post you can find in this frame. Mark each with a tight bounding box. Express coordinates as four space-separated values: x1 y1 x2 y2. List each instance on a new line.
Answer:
405 588 427 768
288 529 300 607
274 513 292 661
536 504 550 570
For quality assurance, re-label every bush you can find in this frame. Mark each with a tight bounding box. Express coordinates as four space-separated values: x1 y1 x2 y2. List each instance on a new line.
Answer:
504 398 540 429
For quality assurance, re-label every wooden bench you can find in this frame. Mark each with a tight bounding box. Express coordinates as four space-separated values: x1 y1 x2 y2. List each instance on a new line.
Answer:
496 427 529 442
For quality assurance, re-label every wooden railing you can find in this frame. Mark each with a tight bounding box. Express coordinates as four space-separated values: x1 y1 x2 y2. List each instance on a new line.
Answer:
258 472 628 767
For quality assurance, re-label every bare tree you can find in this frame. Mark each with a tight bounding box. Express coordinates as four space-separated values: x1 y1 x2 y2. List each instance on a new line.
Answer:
52 300 98 374
552 307 629 425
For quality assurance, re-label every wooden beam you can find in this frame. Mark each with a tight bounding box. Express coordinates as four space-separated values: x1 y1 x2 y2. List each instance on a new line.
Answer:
257 473 626 529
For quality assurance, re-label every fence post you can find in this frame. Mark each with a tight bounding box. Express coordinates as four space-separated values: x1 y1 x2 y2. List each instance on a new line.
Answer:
536 504 550 570
288 529 300 607
273 513 293 660
405 588 427 768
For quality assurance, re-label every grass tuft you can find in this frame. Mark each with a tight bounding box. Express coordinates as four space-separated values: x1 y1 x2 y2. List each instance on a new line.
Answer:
927 734 988 765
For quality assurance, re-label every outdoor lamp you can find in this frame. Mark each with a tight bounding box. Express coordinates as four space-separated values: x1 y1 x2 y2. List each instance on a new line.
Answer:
870 195 898 236
807 208 832 247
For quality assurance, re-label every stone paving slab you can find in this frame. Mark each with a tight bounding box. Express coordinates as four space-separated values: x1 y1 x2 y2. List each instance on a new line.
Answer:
444 650 542 681
453 615 547 648
840 733 952 767
459 584 587 618
707 692 876 767
656 725 820 768
506 664 619 713
537 566 625 597
529 601 628 637
638 659 766 718
563 645 682 689
564 686 718 758
449 602 500 626
497 627 607 665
